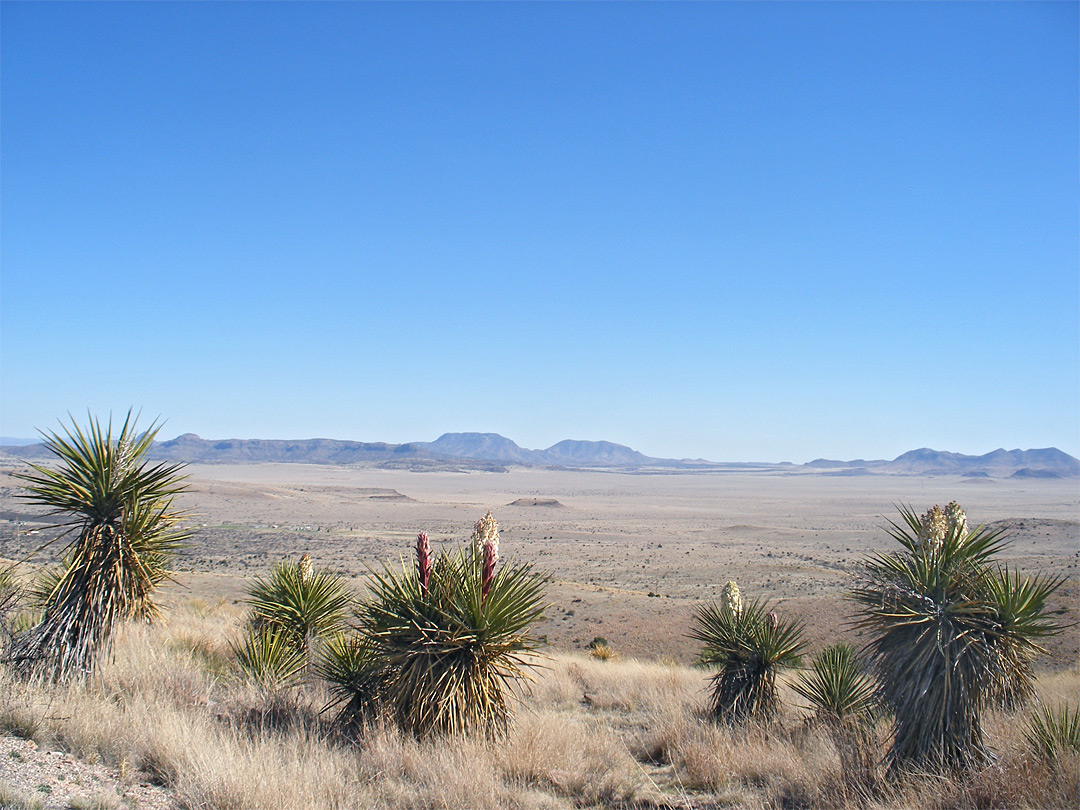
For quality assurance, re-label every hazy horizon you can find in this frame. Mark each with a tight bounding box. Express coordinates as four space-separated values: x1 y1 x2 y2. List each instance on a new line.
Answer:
3 3 1077 463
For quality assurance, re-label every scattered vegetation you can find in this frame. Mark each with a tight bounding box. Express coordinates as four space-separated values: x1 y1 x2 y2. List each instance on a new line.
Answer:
4 413 191 682
690 580 807 724
850 502 1068 773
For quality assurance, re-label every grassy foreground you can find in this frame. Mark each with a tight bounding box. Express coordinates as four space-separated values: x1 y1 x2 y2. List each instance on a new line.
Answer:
1 598 1076 810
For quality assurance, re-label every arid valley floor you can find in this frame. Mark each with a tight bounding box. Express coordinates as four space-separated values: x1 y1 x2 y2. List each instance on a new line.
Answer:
3 462 1076 666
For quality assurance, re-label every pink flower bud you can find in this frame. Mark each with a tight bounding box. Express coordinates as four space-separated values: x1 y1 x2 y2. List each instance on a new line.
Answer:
481 538 496 601
416 531 431 595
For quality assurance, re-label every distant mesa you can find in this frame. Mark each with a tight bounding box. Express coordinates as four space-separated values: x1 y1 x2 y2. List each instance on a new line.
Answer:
507 498 566 508
356 488 415 502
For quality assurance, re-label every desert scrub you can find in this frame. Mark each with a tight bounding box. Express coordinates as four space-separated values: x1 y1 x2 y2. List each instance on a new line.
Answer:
690 581 806 724
850 502 1068 773
335 516 547 737
5 413 191 682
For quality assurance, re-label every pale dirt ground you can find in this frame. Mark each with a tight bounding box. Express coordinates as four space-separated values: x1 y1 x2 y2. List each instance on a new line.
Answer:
0 734 175 809
2 463 1077 664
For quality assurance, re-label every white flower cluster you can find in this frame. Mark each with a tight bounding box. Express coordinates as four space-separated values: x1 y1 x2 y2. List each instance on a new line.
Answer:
298 553 313 584
721 580 743 619
917 501 968 551
471 511 500 564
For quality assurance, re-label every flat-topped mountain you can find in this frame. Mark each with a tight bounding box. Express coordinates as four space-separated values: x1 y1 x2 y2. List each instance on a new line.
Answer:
2 433 1075 476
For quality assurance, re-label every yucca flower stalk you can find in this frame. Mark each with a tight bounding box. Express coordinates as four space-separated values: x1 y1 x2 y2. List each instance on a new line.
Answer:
691 586 806 724
349 513 546 738
5 413 191 682
415 531 431 595
850 503 1068 774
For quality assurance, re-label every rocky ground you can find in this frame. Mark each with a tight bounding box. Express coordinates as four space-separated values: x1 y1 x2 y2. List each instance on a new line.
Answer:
0 733 175 810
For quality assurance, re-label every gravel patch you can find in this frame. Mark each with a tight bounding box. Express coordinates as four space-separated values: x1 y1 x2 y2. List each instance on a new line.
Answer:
0 733 176 810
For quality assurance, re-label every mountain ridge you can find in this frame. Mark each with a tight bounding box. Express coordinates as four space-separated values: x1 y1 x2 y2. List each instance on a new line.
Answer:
2 433 1076 477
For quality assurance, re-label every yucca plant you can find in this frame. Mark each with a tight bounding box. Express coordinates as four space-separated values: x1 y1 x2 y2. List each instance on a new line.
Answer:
232 624 308 690
0 567 21 642
690 581 807 724
351 518 547 737
850 502 1067 773
793 643 880 787
317 631 384 726
1024 702 1080 763
792 643 879 728
246 554 351 655
5 413 191 681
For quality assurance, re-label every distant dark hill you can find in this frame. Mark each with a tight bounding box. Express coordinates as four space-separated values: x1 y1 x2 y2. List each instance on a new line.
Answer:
411 433 544 465
1010 468 1063 479
542 439 654 467
887 447 1079 477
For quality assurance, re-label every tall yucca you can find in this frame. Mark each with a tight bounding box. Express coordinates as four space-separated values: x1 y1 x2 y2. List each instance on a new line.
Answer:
6 413 190 681
850 503 1067 773
690 588 806 724
351 520 547 737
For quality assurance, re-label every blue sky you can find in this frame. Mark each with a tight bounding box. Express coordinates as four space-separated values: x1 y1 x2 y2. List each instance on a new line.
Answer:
2 2 1077 463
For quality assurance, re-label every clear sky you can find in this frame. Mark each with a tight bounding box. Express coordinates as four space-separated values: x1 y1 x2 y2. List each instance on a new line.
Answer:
2 1 1077 463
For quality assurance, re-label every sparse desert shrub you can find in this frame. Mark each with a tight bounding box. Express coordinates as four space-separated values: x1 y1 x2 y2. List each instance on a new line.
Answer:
5 413 191 682
690 580 806 724
1024 702 1080 763
588 642 617 661
349 517 547 737
850 502 1067 773
0 781 44 810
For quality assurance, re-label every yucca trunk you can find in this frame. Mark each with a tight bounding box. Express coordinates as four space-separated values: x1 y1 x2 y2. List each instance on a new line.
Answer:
11 519 157 679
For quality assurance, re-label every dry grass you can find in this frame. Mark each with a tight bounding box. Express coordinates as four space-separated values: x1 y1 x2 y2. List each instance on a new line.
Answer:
1 599 1077 810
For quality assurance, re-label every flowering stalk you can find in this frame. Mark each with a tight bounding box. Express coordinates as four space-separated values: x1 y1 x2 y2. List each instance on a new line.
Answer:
481 539 496 601
721 580 743 619
298 553 314 585
472 511 500 561
415 531 431 595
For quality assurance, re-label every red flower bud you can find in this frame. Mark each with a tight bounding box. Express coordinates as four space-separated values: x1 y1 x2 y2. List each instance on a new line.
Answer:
416 531 431 595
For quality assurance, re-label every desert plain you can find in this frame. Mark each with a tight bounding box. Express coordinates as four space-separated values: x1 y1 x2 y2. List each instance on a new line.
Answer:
2 461 1076 666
